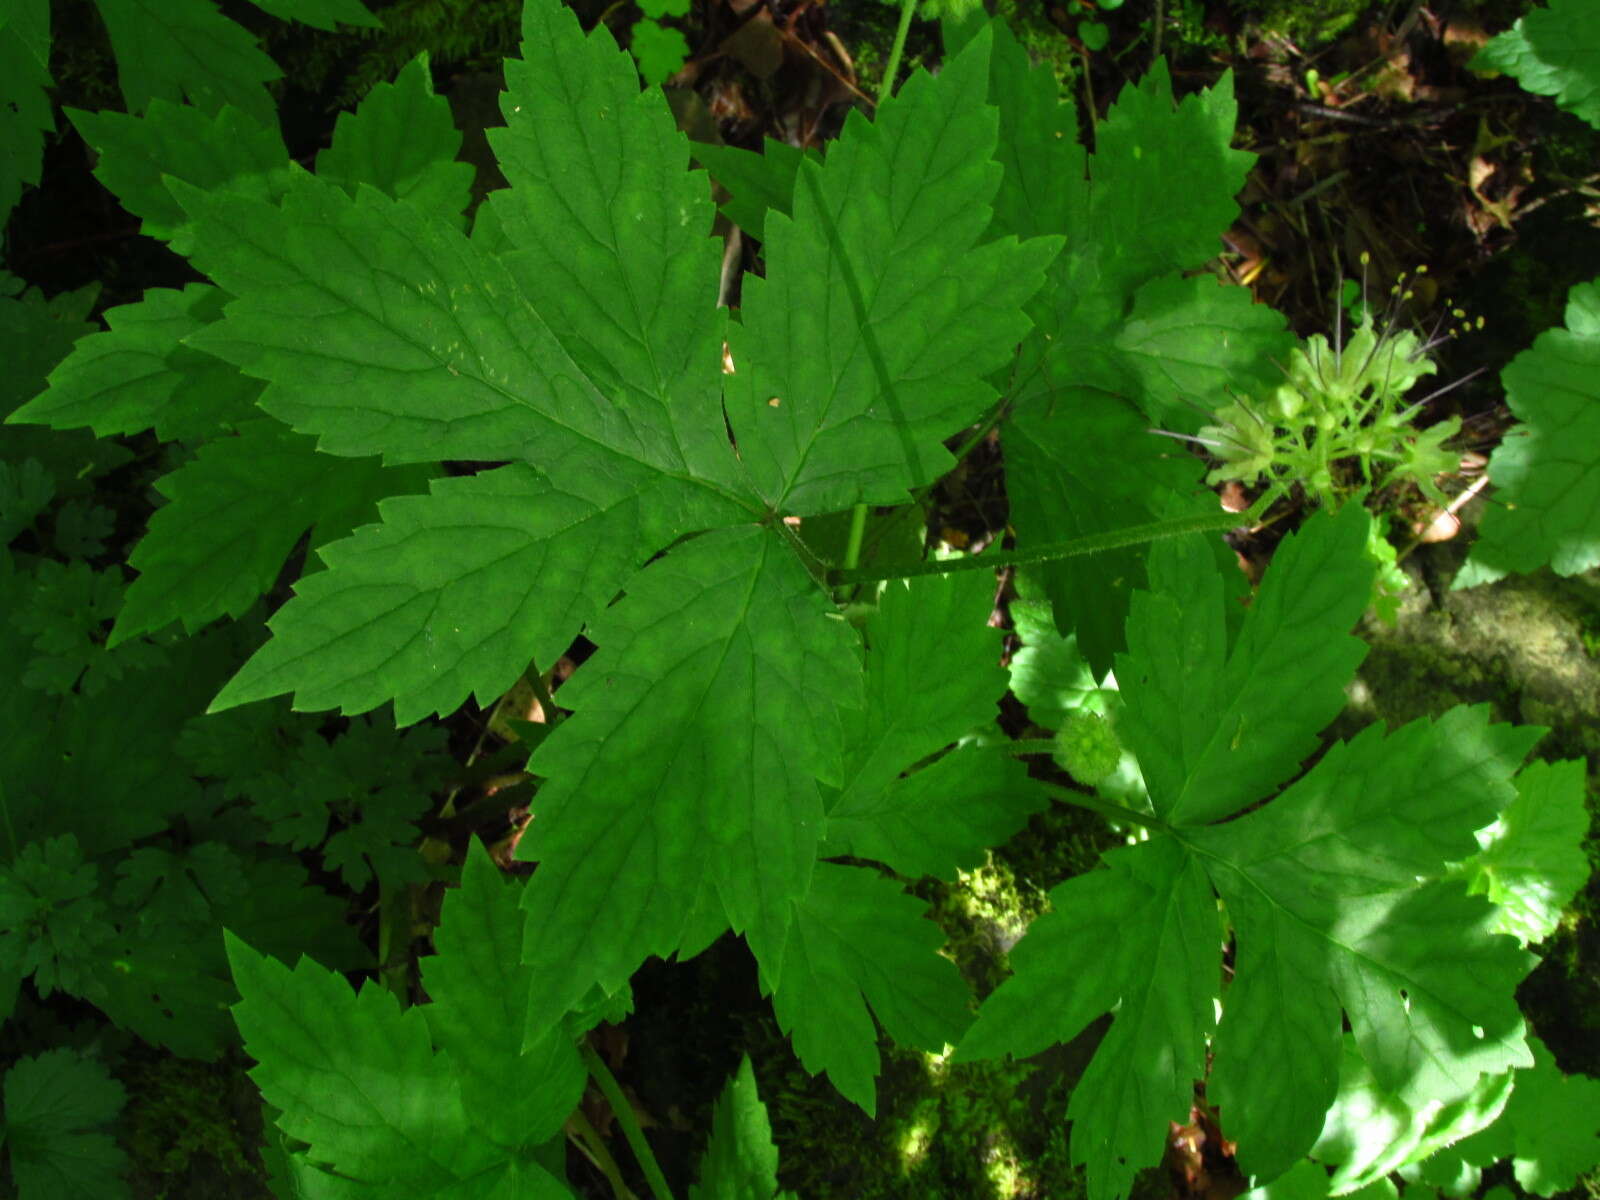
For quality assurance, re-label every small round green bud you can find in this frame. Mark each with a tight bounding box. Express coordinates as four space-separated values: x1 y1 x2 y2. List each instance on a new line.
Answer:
1052 711 1122 787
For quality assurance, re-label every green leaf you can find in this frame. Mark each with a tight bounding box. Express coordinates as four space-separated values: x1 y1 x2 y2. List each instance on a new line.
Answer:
1312 1033 1512 1195
834 572 1005 806
1463 278 1600 579
1004 388 1208 680
214 856 372 973
1473 0 1600 129
0 286 99 422
827 743 1043 881
1454 758 1590 946
1117 502 1372 826
957 838 1219 1200
982 23 1287 675
247 0 380 29
689 1056 787 1200
0 458 54 542
823 572 1047 878
1 1049 129 1200
486 0 743 492
317 54 472 224
0 0 53 225
0 835 116 999
210 463 707 723
1198 703 1540 1182
423 840 586 1149
959 510 1543 1200
724 27 1061 514
1500 1036 1600 1195
93 0 280 126
1114 273 1297 419
518 525 862 1032
769 863 972 1114
65 101 288 250
226 932 552 1194
113 419 432 644
91 933 238 1058
629 18 689 85
690 140 814 240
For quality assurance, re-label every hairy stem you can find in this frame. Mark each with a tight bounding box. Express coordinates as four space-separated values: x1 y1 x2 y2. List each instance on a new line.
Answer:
827 503 1261 587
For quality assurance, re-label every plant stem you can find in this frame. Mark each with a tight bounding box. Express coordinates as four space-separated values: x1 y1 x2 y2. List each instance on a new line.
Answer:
828 503 1263 587
879 0 919 106
567 1109 639 1200
1043 783 1170 835
581 1042 676 1200
843 502 869 571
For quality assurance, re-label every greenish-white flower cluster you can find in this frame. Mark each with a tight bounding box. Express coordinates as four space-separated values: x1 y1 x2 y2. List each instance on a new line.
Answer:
1200 315 1460 513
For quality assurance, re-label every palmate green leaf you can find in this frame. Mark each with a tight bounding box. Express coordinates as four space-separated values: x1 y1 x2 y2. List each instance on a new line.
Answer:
1 1048 129 1200
518 525 862 1032
769 863 972 1115
823 571 1048 879
980 21 1292 676
317 54 472 224
225 932 571 1197
1461 278 1600 582
1473 0 1600 129
958 509 1547 1200
725 27 1061 515
1199 704 1540 1181
93 0 280 126
112 419 431 644
119 0 1062 1124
